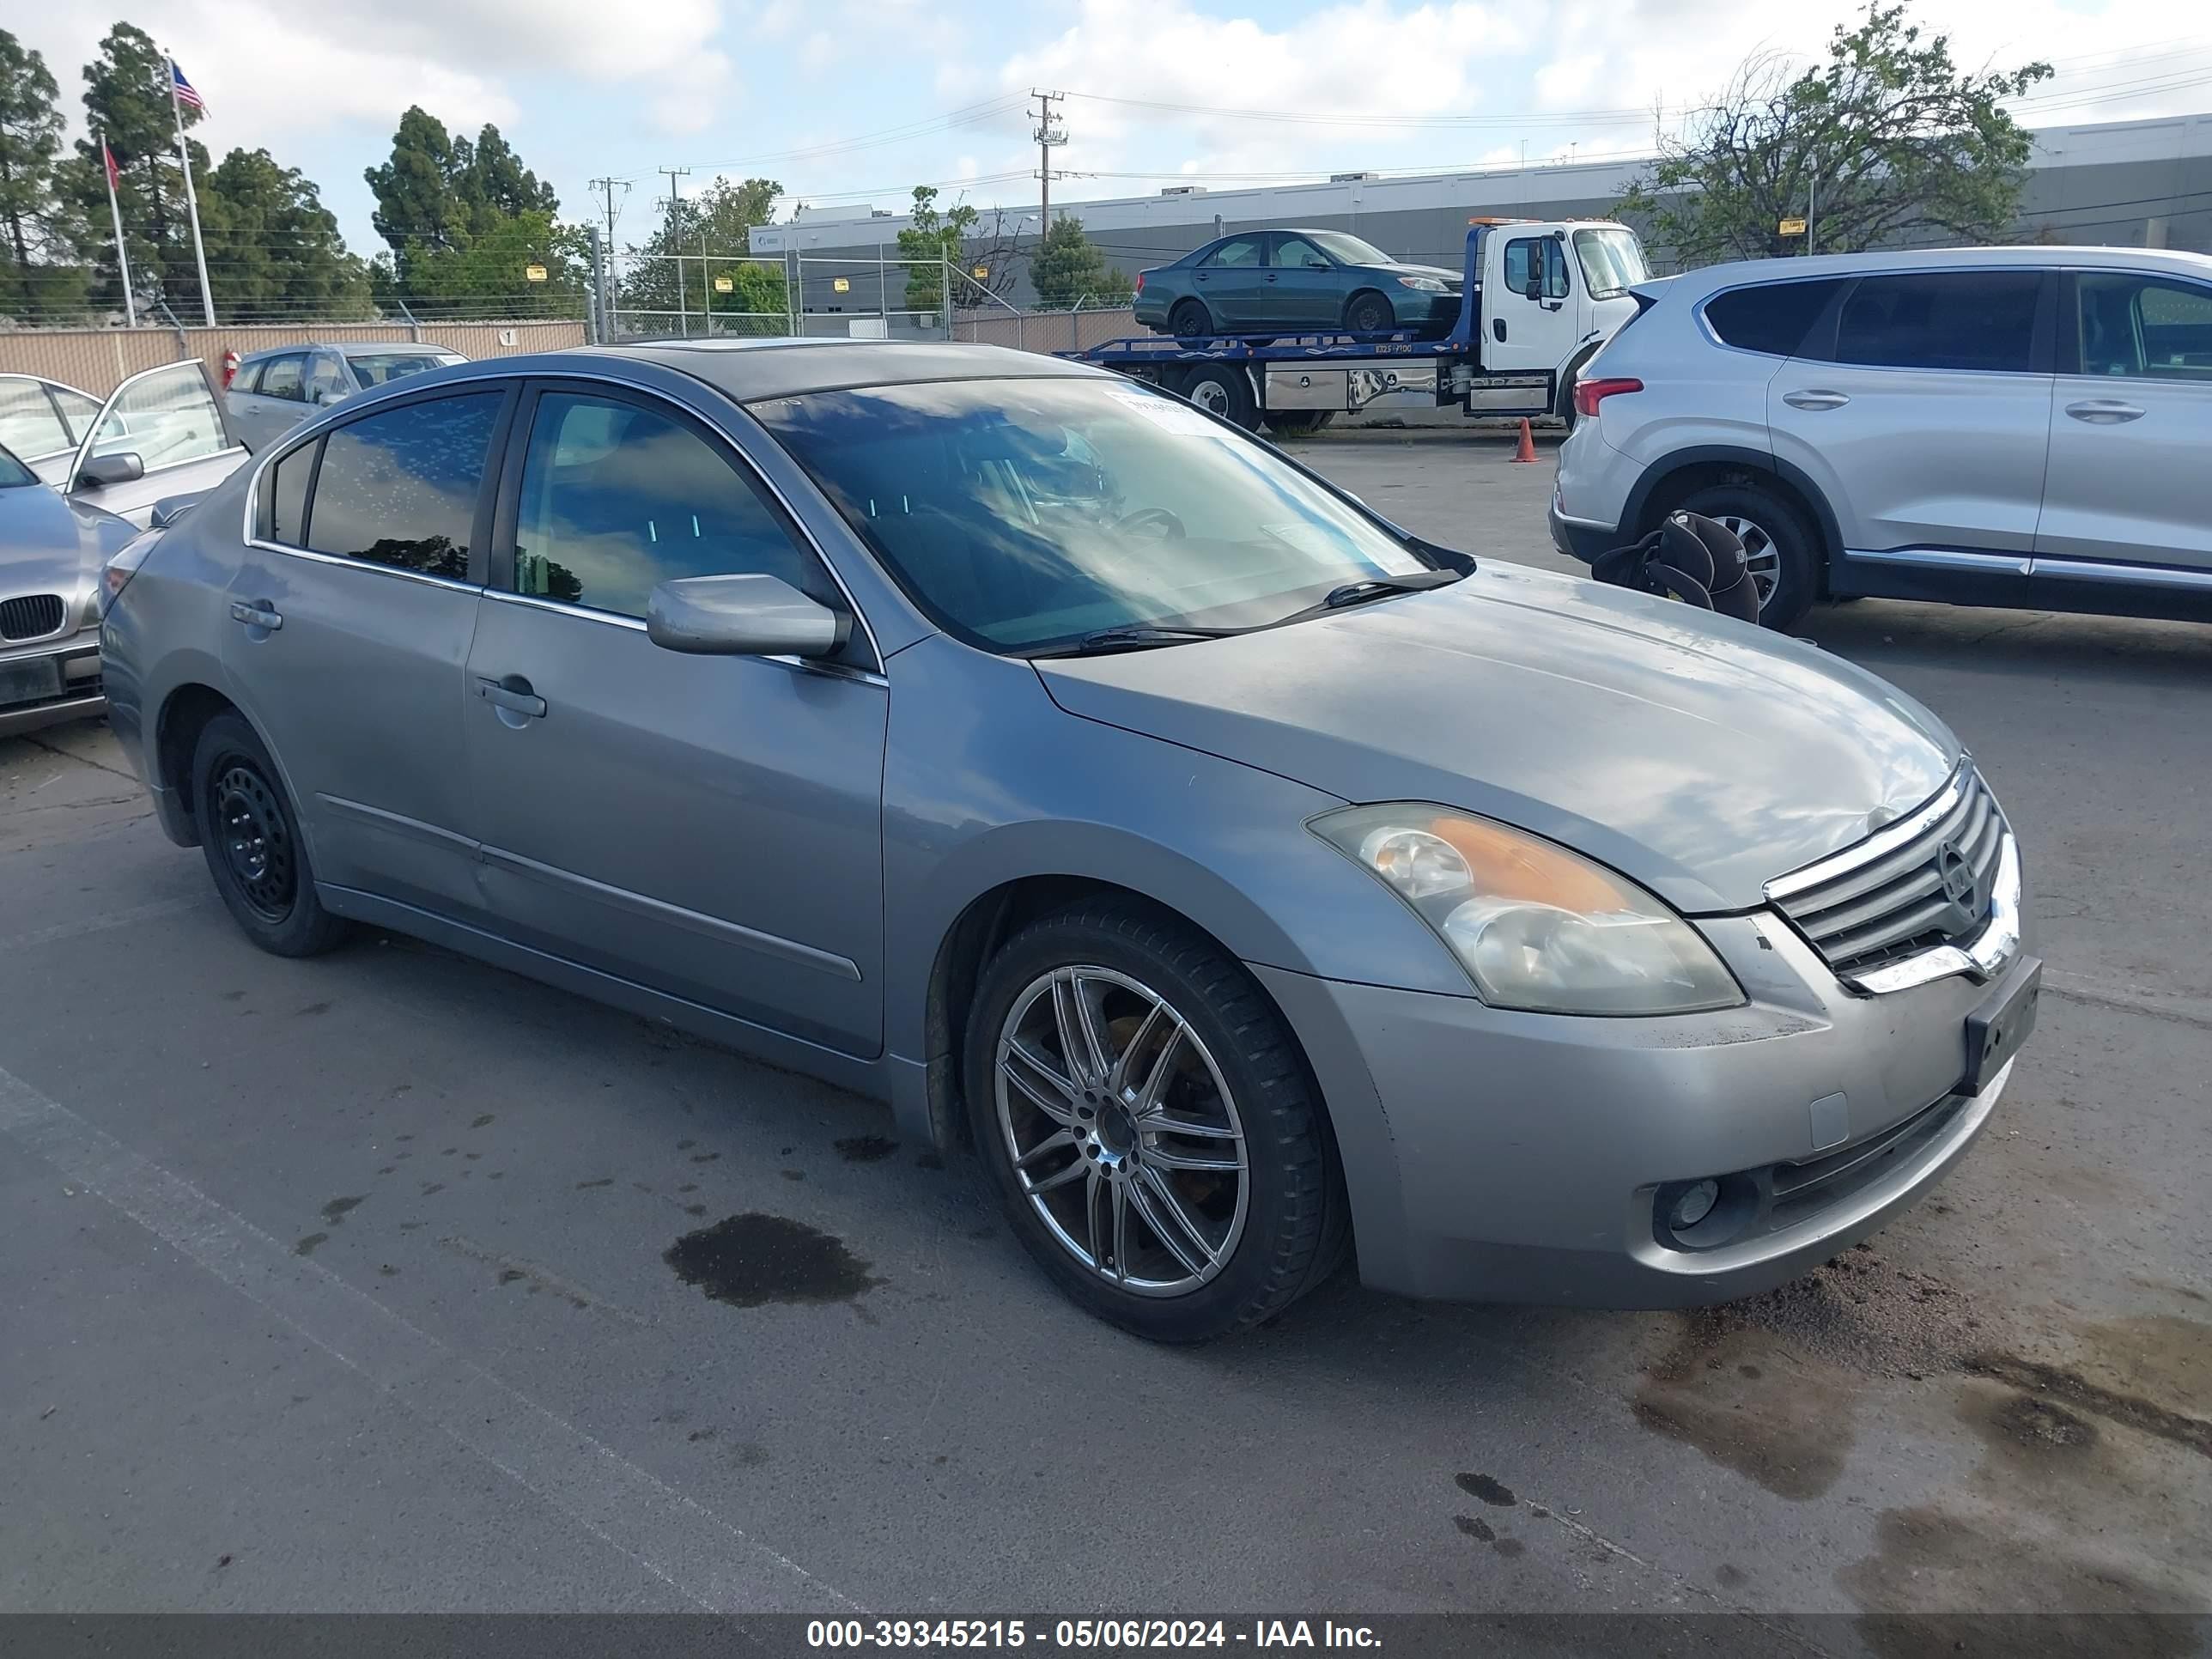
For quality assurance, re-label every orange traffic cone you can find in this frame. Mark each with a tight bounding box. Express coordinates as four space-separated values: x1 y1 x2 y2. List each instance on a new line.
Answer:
1510 417 1538 463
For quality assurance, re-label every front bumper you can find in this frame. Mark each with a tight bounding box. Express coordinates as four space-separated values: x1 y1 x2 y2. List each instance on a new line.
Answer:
0 630 105 738
1255 914 2030 1307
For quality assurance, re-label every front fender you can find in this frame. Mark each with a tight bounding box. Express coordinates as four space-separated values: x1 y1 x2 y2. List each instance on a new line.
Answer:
879 637 1470 1069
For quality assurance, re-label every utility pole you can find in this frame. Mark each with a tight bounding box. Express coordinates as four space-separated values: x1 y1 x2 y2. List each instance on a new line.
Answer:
1032 89 1066 232
659 166 691 337
588 176 629 337
1807 170 1819 256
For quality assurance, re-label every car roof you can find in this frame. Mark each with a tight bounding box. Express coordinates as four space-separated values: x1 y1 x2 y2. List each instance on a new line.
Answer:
566 338 1103 402
236 341 464 363
1664 243 2212 299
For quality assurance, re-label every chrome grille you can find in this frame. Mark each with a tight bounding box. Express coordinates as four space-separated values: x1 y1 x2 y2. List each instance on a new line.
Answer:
1768 765 2006 981
1 594 65 641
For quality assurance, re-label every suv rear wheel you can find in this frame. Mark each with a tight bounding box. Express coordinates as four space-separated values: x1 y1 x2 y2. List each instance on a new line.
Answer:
1662 481 1819 632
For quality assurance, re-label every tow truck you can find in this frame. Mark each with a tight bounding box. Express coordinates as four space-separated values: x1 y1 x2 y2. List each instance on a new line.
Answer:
1060 219 1649 434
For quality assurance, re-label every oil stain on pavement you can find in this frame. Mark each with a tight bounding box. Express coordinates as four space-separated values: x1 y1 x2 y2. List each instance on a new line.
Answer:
665 1212 878 1309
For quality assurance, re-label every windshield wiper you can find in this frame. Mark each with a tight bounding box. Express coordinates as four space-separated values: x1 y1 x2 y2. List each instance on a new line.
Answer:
1035 623 1245 659
1272 568 1467 627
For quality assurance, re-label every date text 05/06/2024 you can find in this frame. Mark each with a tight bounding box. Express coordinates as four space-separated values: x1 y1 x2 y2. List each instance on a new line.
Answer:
805 1620 1383 1649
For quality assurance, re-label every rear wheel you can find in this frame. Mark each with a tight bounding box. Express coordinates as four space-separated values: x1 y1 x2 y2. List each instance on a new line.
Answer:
1660 481 1819 632
191 712 349 957
1168 298 1212 340
964 899 1348 1342
1344 291 1394 333
1176 363 1259 430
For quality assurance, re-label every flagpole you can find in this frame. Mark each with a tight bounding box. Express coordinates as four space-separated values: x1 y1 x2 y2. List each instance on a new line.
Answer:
100 128 137 328
167 59 216 325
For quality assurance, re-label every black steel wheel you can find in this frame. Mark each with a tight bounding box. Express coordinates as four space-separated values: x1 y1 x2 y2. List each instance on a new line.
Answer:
1345 291 1394 332
1168 298 1212 340
191 712 350 957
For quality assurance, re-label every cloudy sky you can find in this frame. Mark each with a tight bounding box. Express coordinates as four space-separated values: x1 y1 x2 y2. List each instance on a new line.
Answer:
17 0 2210 256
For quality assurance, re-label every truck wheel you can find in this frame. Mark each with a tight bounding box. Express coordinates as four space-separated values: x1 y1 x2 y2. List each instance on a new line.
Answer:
1344 292 1393 333
1168 299 1212 339
1662 482 1819 633
1178 364 1259 429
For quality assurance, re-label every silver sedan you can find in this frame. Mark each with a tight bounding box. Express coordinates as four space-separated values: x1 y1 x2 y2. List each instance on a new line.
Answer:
96 341 2039 1340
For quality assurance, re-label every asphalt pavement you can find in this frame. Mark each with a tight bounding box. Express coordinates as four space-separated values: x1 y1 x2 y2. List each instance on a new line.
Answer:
3 432 2207 1638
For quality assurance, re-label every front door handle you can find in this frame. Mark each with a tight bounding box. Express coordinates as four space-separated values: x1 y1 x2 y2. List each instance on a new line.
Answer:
1492 318 1506 343
2065 398 2145 423
1783 389 1850 411
476 676 546 720
228 599 282 630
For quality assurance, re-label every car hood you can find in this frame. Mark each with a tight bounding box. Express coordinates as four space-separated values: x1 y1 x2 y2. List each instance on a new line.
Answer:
0 483 135 593
1036 564 1960 914
1374 262 1461 287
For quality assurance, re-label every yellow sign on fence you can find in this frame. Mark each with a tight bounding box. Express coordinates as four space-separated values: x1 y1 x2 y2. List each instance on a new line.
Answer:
832 276 851 294
524 263 549 282
714 275 734 293
1778 217 1808 237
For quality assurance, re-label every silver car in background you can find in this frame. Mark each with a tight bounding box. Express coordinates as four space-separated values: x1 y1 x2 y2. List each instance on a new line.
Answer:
1551 245 2212 630
99 340 2039 1340
225 343 466 449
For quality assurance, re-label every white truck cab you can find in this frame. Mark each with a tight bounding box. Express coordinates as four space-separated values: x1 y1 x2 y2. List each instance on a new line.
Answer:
1478 220 1651 408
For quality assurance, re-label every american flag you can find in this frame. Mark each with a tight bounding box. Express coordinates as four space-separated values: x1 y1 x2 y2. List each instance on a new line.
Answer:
169 58 204 111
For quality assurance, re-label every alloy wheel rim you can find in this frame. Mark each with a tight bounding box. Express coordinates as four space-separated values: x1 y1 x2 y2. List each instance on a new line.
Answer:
215 763 295 922
994 965 1249 1297
1712 514 1779 611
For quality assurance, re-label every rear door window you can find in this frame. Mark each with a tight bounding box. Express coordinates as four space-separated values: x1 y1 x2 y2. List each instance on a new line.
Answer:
257 356 307 402
1832 272 2041 373
1703 279 1848 357
304 393 501 580
0 379 72 460
1202 237 1263 268
264 443 314 545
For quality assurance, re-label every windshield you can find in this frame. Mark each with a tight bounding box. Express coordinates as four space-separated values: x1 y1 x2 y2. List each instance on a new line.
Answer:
350 353 464 388
1304 231 1391 266
751 377 1431 654
1574 228 1649 300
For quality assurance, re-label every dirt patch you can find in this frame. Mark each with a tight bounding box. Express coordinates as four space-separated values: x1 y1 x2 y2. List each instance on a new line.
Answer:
1632 1314 1861 1500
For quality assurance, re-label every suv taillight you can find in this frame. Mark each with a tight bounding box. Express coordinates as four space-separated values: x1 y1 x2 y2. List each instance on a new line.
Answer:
1573 376 1642 419
1134 271 1146 295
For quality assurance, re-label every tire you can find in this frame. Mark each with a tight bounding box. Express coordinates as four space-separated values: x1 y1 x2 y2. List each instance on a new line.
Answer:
963 898 1349 1342
191 711 349 957
1659 481 1820 633
1168 298 1212 340
1267 410 1332 438
1344 291 1394 333
1556 346 1600 432
1176 363 1259 430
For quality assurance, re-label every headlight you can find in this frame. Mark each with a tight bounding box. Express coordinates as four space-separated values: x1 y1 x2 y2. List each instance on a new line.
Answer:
1311 805 1744 1016
1396 276 1445 293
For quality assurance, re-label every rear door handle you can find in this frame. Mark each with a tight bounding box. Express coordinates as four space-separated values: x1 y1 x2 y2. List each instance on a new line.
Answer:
476 677 546 720
1783 389 1850 410
228 599 282 630
2065 398 2145 423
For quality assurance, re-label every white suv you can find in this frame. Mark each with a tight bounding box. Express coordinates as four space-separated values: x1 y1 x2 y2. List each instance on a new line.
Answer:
1549 246 2212 630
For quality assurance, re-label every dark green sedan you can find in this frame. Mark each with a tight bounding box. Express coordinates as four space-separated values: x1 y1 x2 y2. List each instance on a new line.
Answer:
1133 228 1462 337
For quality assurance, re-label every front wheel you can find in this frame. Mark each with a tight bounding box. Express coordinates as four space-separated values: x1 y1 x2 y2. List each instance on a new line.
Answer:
192 711 350 957
1344 292 1394 333
964 899 1347 1341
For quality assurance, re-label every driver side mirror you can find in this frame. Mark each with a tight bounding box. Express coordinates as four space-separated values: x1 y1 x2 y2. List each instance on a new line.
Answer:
78 451 145 489
647 573 848 659
313 387 344 406
1522 274 1545 301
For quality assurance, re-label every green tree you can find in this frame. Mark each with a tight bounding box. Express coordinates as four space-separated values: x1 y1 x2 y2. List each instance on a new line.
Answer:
0 29 74 312
367 109 573 315
895 185 975 314
1616 2 2052 265
75 22 205 314
201 147 372 321
1027 216 1132 309
615 175 786 335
